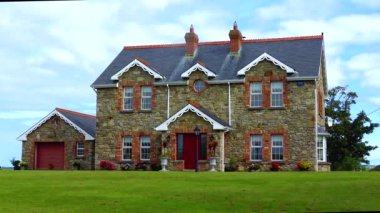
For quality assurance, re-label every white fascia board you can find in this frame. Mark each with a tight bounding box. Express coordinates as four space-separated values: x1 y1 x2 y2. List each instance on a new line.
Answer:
111 59 163 80
155 104 227 131
17 109 94 141
181 63 216 78
237 52 296 76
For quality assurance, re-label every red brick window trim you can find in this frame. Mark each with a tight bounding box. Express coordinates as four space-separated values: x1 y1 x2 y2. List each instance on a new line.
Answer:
118 82 155 112
246 130 288 162
117 131 154 162
245 76 288 109
76 142 84 158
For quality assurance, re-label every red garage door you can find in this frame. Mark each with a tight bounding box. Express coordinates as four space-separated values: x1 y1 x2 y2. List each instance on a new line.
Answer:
36 142 64 170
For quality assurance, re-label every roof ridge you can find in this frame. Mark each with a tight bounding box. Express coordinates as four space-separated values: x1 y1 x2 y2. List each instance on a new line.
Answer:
123 35 323 50
55 108 96 119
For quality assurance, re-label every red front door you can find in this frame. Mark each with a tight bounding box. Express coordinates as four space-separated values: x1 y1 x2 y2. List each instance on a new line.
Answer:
36 142 65 170
179 134 206 170
183 134 197 170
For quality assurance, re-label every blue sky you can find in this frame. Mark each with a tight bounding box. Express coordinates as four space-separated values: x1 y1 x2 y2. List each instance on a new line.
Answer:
1 0 380 167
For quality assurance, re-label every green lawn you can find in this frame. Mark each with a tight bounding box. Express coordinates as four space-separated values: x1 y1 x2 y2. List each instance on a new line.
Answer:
0 171 379 212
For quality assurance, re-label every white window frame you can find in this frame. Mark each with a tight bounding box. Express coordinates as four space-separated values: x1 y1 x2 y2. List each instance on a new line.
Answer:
271 135 284 161
122 136 132 161
140 136 150 161
123 87 133 111
271 81 283 107
77 142 84 157
250 82 262 108
250 135 262 161
141 86 152 110
317 136 327 162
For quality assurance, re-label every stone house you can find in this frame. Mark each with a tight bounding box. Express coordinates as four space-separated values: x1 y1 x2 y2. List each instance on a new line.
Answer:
91 23 330 171
18 108 96 170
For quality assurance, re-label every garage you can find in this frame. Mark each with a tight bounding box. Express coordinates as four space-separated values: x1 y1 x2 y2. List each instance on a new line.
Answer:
36 142 64 170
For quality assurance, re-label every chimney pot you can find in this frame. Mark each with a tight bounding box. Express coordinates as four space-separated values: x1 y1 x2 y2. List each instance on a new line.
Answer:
185 24 199 56
229 21 242 54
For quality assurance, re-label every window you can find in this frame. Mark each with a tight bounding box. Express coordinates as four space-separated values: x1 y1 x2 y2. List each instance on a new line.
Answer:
141 86 152 110
271 135 283 161
140 136 150 160
194 80 206 92
177 134 183 160
122 136 132 160
271 81 283 107
250 82 262 107
123 87 133 110
317 136 326 162
77 143 84 157
200 134 207 160
250 135 262 161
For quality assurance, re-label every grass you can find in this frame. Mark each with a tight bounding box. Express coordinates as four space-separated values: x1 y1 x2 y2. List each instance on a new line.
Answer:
0 171 379 212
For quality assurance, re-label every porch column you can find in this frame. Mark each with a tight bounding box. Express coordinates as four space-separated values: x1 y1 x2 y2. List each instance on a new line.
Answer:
219 131 225 172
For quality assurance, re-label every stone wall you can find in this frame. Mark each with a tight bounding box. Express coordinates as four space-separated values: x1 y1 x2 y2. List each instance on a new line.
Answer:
22 115 94 170
95 60 321 171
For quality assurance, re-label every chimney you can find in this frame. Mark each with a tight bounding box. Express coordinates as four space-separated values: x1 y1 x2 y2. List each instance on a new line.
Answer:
229 21 242 54
184 24 199 56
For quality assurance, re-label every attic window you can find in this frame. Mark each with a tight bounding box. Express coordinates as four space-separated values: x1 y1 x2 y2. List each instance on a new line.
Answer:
54 119 60 126
194 80 206 92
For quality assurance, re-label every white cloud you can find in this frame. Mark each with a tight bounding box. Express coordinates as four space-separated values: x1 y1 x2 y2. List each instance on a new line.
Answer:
352 0 380 8
256 0 342 20
0 110 49 120
369 97 380 107
346 53 380 88
43 48 77 65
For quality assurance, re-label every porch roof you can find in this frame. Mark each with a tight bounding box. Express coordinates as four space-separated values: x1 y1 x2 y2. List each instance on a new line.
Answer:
155 103 231 131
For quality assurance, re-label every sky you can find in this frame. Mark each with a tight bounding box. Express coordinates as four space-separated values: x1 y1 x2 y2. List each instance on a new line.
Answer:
1 0 380 167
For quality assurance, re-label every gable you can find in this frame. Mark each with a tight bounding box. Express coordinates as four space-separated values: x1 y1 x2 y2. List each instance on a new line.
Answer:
237 52 296 76
155 104 230 131
110 59 164 81
17 109 95 141
181 63 216 78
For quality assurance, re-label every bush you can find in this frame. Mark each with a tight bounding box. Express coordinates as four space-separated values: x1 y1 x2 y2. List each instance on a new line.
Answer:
297 161 312 171
99 160 115 170
225 158 237 172
371 165 380 171
270 162 281 171
135 162 148 171
10 158 21 170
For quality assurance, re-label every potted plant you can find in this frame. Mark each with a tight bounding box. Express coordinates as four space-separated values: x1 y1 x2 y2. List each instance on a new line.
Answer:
297 161 312 171
270 162 281 171
19 161 28 170
71 159 82 170
159 139 170 171
208 137 218 172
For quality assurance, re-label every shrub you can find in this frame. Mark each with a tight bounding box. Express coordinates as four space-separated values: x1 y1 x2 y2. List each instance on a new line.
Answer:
135 162 148 171
99 160 115 170
120 162 132 171
297 161 312 171
225 158 237 172
270 162 281 171
10 158 21 170
19 161 28 170
70 159 82 170
247 163 261 172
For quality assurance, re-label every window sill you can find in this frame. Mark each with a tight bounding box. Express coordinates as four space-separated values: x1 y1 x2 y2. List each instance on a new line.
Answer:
120 110 134 114
269 107 286 110
248 107 263 111
139 110 152 113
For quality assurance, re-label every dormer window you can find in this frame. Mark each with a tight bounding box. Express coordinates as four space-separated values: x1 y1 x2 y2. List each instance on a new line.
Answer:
194 80 206 92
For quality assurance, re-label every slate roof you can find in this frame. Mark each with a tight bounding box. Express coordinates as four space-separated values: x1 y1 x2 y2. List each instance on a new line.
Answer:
92 35 323 87
56 108 96 138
